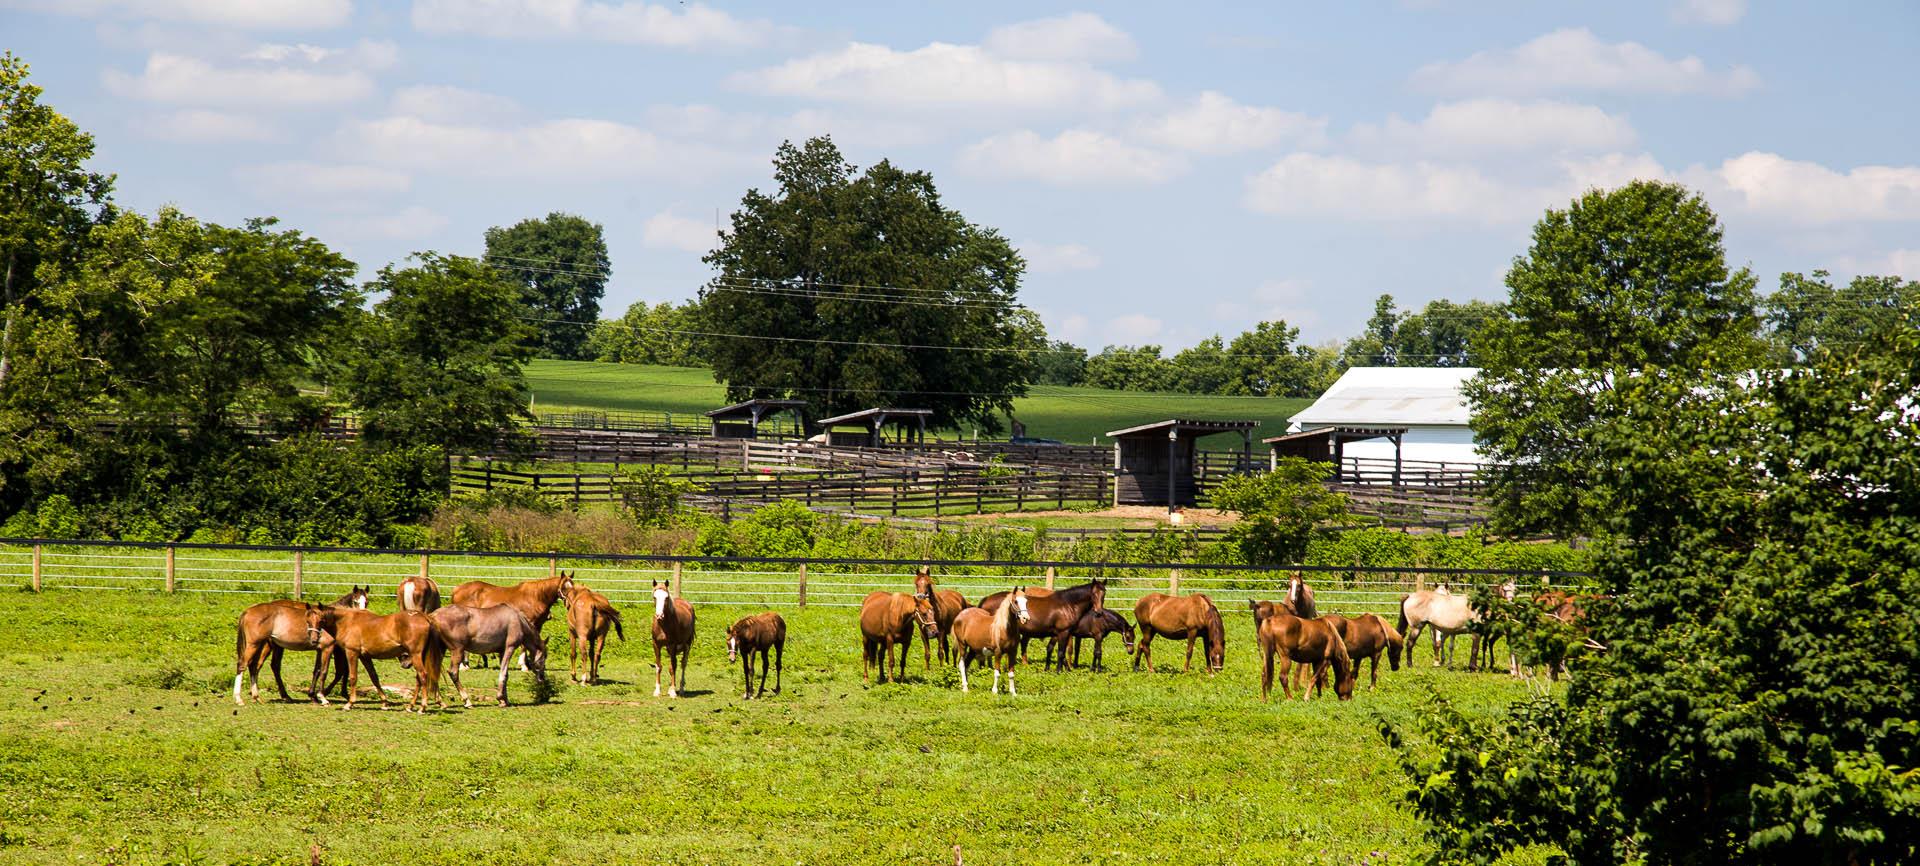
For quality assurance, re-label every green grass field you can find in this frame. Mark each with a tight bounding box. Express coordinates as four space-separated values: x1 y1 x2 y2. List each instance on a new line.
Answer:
524 360 1313 447
0 586 1547 865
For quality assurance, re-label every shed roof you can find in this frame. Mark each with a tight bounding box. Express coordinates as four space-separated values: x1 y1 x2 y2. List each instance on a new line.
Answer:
1105 418 1259 438
705 398 808 419
1262 426 1406 445
1288 367 1475 430
815 407 935 426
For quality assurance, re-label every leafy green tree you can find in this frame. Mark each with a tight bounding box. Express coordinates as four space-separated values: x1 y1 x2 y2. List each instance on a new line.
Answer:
1084 345 1172 391
1765 270 1919 362
1340 294 1399 367
1210 457 1350 564
340 253 535 455
1032 339 1088 386
1169 336 1235 394
484 212 608 360
698 137 1032 432
588 300 707 366
1394 298 1503 367
1467 180 1765 536
1227 320 1335 397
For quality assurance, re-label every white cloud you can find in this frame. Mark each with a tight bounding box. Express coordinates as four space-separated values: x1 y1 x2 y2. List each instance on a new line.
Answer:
1350 98 1637 157
232 161 412 199
388 84 522 124
362 205 450 239
641 104 936 149
959 130 1185 185
242 39 397 69
1245 153 1532 222
1834 249 1920 281
1412 27 1759 96
1672 0 1746 26
1211 279 1320 329
1560 152 1673 192
1020 242 1102 273
731 42 1161 113
983 12 1137 63
338 114 741 181
643 211 718 253
1135 91 1326 155
1104 313 1164 344
411 0 772 48
3 0 351 29
103 52 375 106
135 108 278 141
1713 152 1920 223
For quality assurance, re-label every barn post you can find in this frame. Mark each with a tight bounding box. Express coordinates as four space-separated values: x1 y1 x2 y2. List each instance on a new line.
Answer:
31 543 42 592
1166 428 1178 512
164 546 176 593
293 551 304 600
670 560 683 599
797 563 808 607
1045 566 1056 591
1168 568 1181 596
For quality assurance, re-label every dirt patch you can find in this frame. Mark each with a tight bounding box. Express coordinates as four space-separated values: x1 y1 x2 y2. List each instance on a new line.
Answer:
957 505 1239 527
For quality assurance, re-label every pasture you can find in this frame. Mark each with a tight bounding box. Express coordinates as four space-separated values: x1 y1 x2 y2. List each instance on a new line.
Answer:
524 359 1313 447
0 585 1548 865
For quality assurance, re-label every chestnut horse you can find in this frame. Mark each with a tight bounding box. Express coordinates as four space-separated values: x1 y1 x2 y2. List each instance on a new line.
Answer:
231 587 369 705
449 573 574 669
1065 608 1135 671
1287 573 1318 618
1133 592 1225 673
725 611 785 700
398 575 440 613
912 568 969 667
649 580 696 697
981 579 1107 671
1321 612 1402 689
953 587 1030 694
430 603 549 707
858 590 936 684
307 607 445 712
1257 601 1354 701
562 582 624 685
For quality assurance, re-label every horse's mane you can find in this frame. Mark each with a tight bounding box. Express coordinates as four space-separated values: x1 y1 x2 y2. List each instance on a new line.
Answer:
990 589 1017 633
1051 580 1102 602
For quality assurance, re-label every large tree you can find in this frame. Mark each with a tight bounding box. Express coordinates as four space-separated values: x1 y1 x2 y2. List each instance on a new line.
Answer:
699 137 1033 432
1226 320 1336 397
484 212 608 360
1394 298 1503 367
1466 180 1765 536
1765 270 1919 363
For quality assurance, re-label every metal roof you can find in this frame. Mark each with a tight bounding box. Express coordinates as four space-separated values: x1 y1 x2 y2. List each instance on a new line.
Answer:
1262 426 1405 445
1288 367 1475 430
815 407 936 426
1105 418 1259 438
705 398 808 419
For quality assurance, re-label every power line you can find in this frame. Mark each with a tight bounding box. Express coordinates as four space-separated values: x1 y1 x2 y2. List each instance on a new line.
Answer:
525 372 1309 402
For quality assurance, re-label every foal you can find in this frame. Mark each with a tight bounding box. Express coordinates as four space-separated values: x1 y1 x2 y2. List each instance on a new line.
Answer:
1257 602 1354 701
725 612 786 700
562 581 624 685
913 568 969 667
650 580 695 698
449 573 573 669
1321 612 1403 689
307 607 445 712
953 587 1030 695
398 575 440 613
232 587 369 705
430 603 549 707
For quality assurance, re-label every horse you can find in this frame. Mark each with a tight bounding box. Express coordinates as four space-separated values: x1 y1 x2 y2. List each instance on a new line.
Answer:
306 607 445 712
562 582 624 685
1287 573 1318 618
725 612 786 700
981 579 1107 671
1321 612 1402 689
649 580 695 698
1257 601 1354 701
1133 592 1225 673
1064 608 1134 671
429 604 549 708
1399 585 1479 667
953 587 1031 694
231 587 369 705
397 575 440 613
1467 580 1518 672
913 568 970 667
858 590 936 684
449 573 574 669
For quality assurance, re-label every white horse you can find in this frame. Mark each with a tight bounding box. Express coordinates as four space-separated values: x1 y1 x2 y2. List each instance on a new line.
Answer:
1399 585 1472 667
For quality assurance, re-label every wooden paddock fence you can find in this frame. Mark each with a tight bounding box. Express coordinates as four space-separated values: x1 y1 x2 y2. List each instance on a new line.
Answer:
0 538 1589 617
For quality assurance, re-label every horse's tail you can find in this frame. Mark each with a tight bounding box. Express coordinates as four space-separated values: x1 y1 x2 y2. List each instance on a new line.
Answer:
607 606 625 642
1396 595 1410 636
419 613 448 686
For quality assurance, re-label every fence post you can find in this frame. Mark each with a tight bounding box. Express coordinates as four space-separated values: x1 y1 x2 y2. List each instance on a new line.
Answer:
671 561 682 599
1414 570 1424 592
549 554 558 579
419 553 430 583
31 543 41 592
797 563 808 607
164 546 176 593
1168 568 1181 595
293 551 304 599
1045 565 1056 591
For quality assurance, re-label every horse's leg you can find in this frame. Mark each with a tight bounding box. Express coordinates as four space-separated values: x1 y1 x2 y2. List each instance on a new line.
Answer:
1405 622 1421 667
922 626 932 672
1369 654 1379 688
1133 631 1150 672
1278 653 1294 700
958 647 971 693
1310 659 1328 699
674 645 687 696
741 650 753 700
569 632 582 685
1261 643 1274 702
773 641 783 695
1006 646 1017 696
361 656 388 707
896 633 909 682
268 646 291 702
341 650 361 710
654 643 664 697
862 637 873 684
241 640 268 704
447 647 468 708
1184 635 1196 673
495 651 511 707
757 647 771 698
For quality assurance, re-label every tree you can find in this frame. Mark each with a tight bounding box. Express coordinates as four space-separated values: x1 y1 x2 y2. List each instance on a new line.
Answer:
1466 180 1765 536
1227 320 1336 397
484 212 608 360
1211 458 1350 564
589 300 706 366
1084 345 1172 391
1394 298 1503 367
1340 294 1399 367
340 253 536 455
1169 336 1235 394
1765 270 1919 363
699 137 1032 432
1032 339 1088 386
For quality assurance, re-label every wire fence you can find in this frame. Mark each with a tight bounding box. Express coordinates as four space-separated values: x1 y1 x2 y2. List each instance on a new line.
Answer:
0 538 1590 616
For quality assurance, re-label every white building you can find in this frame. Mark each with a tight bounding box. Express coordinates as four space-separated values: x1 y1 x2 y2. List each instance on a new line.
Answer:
1278 367 1483 474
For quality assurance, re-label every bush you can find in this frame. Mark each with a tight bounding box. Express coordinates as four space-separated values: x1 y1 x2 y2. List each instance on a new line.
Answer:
1211 458 1351 565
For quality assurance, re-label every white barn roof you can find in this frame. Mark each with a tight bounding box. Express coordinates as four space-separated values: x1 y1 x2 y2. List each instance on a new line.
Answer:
1288 367 1476 431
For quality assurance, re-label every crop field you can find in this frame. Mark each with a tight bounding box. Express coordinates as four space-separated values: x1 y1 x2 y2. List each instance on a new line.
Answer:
0 583 1550 865
524 360 1314 447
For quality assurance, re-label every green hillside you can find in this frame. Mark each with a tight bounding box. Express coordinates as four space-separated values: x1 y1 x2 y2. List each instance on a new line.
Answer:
524 359 1312 446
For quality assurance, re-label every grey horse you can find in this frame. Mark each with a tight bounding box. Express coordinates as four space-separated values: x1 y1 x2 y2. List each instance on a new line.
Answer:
429 604 550 707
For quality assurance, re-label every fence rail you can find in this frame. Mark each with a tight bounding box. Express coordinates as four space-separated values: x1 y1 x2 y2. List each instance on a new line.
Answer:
0 538 1587 616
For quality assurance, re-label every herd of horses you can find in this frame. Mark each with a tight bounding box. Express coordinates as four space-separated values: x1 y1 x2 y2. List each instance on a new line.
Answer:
230 566 1590 711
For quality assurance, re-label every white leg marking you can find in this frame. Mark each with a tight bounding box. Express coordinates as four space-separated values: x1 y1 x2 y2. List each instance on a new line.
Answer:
232 673 244 705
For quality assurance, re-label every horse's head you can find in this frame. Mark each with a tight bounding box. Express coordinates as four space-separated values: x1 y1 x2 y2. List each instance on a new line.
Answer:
1386 626 1404 671
304 605 340 643
1117 616 1136 653
349 586 370 609
1334 661 1356 701
725 622 741 662
1011 587 1032 625
912 593 939 639
1089 579 1107 612
1205 606 1226 672
559 572 576 597
651 580 671 619
1288 573 1304 602
1497 579 1517 601
913 567 934 599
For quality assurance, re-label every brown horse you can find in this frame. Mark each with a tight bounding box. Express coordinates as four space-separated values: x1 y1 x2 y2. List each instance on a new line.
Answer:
952 587 1030 694
398 575 440 613
1065 608 1135 671
430 603 549 707
649 580 695 697
1321 612 1402 689
1287 573 1318 618
1257 602 1354 701
231 587 369 705
981 579 1107 670
725 612 785 700
307 607 445 712
1134 592 1225 673
449 573 573 669
562 582 624 685
913 568 970 667
858 590 936 684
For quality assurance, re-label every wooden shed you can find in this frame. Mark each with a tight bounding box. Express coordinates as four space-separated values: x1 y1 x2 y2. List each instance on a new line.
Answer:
1265 426 1407 482
1106 419 1258 507
815 407 934 448
706 398 807 439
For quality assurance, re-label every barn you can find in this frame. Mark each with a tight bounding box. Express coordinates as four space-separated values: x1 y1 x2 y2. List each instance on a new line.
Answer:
1105 419 1258 508
706 398 806 439
1281 367 1482 478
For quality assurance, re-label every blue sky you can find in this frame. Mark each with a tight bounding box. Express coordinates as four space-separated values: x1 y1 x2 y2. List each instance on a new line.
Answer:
6 0 1918 349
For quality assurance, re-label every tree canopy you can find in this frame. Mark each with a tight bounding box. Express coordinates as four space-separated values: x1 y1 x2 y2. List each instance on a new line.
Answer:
484 211 608 360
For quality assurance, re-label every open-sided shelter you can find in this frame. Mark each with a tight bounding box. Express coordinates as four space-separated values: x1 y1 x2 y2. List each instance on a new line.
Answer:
1105 419 1258 507
814 407 934 448
706 398 807 439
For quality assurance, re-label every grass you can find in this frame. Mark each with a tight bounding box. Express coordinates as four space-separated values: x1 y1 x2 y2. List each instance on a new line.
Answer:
524 359 1314 447
0 584 1552 865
